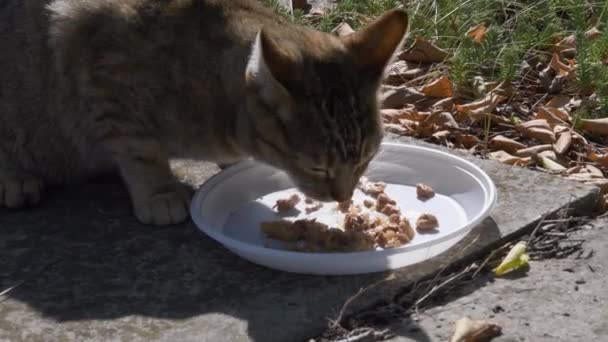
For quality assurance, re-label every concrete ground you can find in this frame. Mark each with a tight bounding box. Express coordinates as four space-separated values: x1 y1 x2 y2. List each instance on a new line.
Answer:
386 218 608 342
0 137 601 342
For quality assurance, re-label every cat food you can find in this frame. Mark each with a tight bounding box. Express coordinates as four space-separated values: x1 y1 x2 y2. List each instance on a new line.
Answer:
304 197 315 204
262 200 416 252
375 193 396 211
337 200 353 213
363 199 375 208
416 183 435 199
305 202 323 214
416 213 439 231
273 194 301 212
358 177 387 197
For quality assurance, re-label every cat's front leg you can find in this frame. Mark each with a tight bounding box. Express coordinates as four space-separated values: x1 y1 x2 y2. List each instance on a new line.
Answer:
93 112 192 225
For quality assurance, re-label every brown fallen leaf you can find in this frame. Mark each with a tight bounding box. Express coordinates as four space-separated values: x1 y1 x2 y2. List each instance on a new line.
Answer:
456 93 506 117
490 150 533 166
546 95 572 109
553 129 572 155
488 135 527 154
398 36 448 63
418 111 459 137
450 317 502 342
432 97 455 111
455 133 481 149
420 75 454 98
514 144 553 157
381 106 428 123
331 22 354 36
381 86 426 109
535 106 571 124
579 118 608 136
516 119 556 143
466 24 488 43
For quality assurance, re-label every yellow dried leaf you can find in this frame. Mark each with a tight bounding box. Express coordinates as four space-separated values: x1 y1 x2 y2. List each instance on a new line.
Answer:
553 130 572 155
381 106 423 123
331 22 354 36
553 34 576 53
585 27 602 40
488 135 527 154
466 24 488 43
420 75 454 98
489 151 532 166
450 317 502 342
493 241 529 276
398 36 448 63
536 153 567 171
580 118 608 136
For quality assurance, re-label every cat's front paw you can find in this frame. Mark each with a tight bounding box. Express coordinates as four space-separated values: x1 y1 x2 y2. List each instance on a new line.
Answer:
0 175 45 208
133 184 193 226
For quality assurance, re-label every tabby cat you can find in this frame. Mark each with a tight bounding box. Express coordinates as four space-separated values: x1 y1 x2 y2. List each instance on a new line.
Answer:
0 0 409 225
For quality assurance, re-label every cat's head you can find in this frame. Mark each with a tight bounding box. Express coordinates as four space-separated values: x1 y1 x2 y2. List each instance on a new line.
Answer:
244 9 409 202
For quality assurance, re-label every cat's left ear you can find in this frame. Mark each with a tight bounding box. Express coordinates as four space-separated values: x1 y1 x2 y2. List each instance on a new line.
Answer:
341 9 409 78
245 29 295 108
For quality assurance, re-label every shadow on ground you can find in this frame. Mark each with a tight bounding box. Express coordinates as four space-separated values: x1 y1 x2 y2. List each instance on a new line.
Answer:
0 178 499 342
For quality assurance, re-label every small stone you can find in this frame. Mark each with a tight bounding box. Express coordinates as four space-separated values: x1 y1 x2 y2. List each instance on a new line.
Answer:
575 279 586 285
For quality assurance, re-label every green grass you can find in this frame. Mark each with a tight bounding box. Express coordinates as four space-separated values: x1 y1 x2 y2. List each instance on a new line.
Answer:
264 0 608 117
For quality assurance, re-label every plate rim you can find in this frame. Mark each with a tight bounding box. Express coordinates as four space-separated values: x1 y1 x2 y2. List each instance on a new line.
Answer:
190 142 497 259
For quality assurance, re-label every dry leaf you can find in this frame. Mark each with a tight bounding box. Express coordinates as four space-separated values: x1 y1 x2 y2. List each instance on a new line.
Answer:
535 106 571 124
515 144 553 157
450 317 502 342
585 179 608 193
466 24 488 43
385 60 426 84
488 135 526 154
494 241 529 276
381 106 428 122
381 86 426 109
516 119 556 143
489 151 532 166
550 52 575 79
456 93 506 115
331 22 354 36
585 27 602 40
588 152 608 168
579 118 608 136
553 130 572 154
536 153 566 171
546 95 571 109
420 75 454 98
455 133 481 149
553 34 576 53
399 36 448 63
384 123 410 135
432 97 455 111
418 111 459 137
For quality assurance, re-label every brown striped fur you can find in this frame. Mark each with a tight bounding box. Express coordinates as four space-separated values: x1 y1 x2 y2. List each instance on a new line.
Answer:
0 0 409 225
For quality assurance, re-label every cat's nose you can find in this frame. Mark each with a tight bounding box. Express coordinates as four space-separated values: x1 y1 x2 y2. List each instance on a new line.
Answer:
330 183 354 202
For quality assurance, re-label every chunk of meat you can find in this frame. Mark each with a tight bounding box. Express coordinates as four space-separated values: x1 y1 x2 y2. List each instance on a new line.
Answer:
273 194 301 212
416 213 439 231
416 183 435 200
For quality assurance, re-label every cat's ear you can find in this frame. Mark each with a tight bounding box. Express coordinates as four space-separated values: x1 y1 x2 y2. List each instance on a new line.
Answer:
245 29 294 107
341 9 409 77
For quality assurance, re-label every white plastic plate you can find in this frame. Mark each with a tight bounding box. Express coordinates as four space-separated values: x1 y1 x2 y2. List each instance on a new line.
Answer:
190 142 497 275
